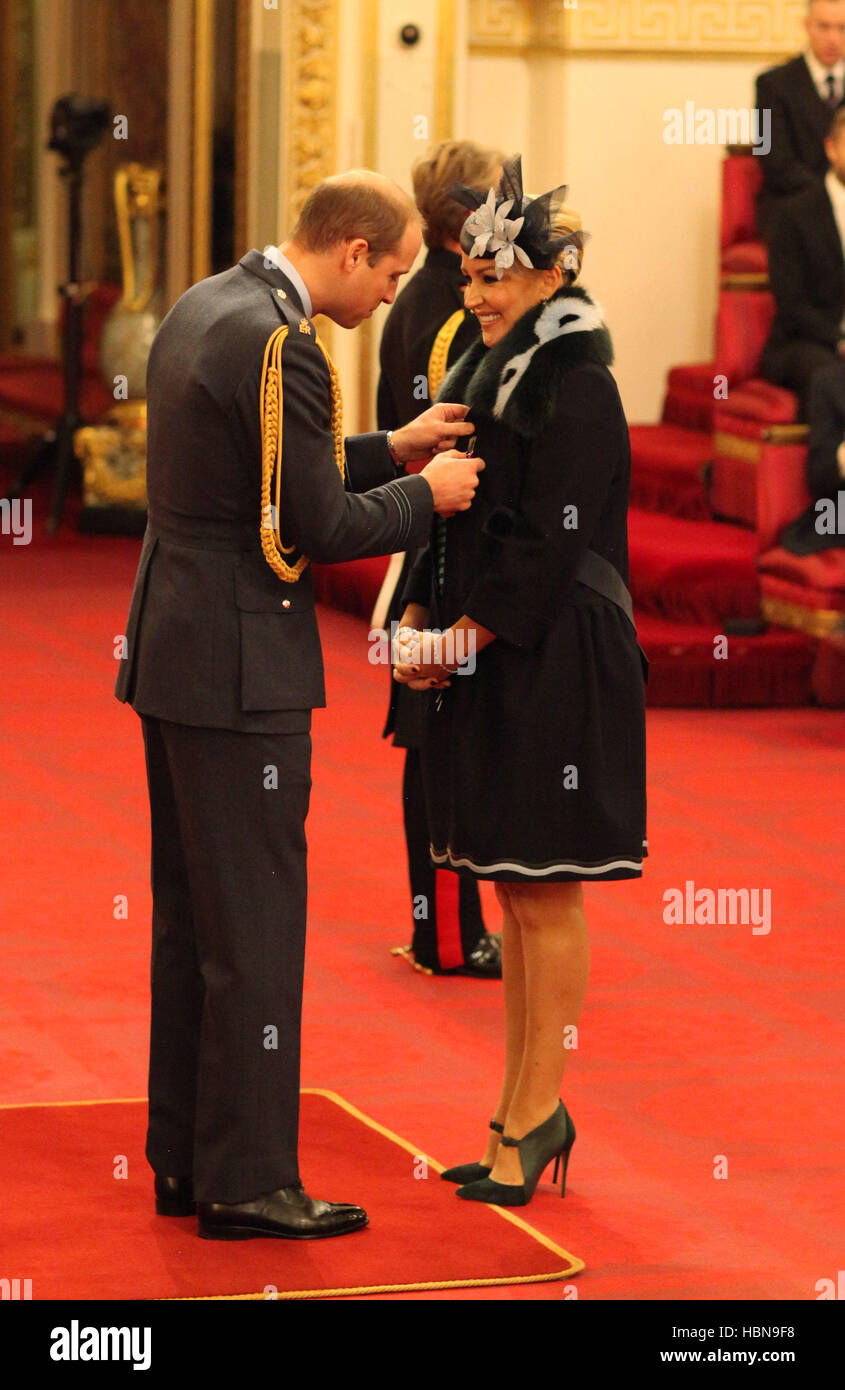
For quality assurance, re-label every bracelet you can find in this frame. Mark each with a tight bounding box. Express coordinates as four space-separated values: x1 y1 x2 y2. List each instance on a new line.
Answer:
386 430 403 466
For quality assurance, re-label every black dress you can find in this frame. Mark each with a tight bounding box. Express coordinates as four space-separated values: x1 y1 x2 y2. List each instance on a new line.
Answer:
401 285 648 883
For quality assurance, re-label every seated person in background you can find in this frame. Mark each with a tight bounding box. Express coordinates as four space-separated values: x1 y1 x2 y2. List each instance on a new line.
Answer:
760 105 845 419
780 359 845 552
755 0 845 238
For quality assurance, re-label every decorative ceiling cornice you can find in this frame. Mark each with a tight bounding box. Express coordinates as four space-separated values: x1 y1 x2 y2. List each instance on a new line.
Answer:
469 0 805 58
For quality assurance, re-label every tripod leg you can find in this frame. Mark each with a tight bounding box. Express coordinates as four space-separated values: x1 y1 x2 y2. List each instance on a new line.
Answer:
47 419 78 534
1 429 57 503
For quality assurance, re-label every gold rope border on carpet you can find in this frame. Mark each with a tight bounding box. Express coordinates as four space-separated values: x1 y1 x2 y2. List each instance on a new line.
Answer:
0 1090 585 1299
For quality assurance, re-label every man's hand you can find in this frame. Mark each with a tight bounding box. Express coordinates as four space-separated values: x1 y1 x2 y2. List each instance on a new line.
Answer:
391 403 475 462
420 449 484 517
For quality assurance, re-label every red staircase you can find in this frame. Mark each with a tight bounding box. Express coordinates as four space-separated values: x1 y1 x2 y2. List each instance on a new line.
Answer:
625 147 844 706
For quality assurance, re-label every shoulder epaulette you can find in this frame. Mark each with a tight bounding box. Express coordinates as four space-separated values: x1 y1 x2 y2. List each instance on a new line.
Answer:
259 321 346 582
427 309 467 400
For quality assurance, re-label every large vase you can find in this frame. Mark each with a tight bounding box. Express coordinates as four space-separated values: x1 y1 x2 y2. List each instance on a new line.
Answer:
99 163 164 401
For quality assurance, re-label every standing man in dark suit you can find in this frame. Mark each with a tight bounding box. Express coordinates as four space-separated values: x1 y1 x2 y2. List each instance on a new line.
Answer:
115 170 484 1241
377 140 504 979
760 106 845 416
755 0 845 237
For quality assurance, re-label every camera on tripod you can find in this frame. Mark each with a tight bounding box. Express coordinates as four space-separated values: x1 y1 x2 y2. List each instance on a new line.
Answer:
48 95 110 165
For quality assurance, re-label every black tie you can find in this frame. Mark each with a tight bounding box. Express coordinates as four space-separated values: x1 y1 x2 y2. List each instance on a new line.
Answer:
826 74 839 110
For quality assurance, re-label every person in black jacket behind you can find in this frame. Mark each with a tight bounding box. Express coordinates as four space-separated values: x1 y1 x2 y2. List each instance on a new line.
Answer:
760 105 845 417
755 0 845 237
377 140 505 978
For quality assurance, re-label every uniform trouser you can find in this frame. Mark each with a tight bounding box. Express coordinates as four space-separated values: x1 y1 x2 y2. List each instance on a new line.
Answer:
140 715 312 1204
401 746 485 970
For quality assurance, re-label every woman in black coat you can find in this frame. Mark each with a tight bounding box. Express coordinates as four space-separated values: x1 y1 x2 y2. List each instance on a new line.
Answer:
392 157 648 1207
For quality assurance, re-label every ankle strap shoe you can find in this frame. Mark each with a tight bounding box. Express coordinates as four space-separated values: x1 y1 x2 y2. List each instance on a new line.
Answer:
440 1118 504 1184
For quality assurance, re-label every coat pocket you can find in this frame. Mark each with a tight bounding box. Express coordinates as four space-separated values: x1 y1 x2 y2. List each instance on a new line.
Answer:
234 559 325 710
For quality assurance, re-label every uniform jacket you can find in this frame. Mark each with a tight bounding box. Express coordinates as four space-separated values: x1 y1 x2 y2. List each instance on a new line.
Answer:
115 250 434 731
401 284 633 647
756 55 844 235
376 245 479 430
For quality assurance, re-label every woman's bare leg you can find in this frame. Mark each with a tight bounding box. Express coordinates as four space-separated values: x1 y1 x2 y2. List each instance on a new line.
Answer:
479 882 525 1167
489 881 589 1185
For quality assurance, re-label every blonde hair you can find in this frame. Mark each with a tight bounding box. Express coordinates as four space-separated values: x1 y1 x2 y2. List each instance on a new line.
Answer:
548 203 584 286
412 140 505 248
499 199 584 286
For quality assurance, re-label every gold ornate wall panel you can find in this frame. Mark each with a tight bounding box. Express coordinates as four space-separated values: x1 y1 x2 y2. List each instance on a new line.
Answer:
283 0 339 227
235 0 250 258
357 0 379 432
435 0 457 140
469 0 805 58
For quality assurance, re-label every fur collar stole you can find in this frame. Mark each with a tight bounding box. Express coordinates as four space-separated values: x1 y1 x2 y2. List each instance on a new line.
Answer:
436 285 613 438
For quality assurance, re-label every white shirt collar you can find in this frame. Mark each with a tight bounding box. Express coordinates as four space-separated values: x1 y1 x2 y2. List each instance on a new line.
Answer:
262 245 313 319
805 49 845 94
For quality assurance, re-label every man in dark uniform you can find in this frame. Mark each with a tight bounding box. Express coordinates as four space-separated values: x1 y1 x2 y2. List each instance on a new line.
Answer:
115 170 483 1240
755 0 845 237
377 141 504 978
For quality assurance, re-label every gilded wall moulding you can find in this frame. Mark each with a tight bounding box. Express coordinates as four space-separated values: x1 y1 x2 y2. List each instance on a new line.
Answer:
285 0 338 224
469 0 805 57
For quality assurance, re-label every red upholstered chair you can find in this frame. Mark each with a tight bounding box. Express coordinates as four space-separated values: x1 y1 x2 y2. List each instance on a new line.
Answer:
714 285 775 386
709 286 807 542
630 151 778 528
661 362 718 433
757 545 845 638
812 629 845 704
628 412 713 521
720 148 769 284
709 149 811 544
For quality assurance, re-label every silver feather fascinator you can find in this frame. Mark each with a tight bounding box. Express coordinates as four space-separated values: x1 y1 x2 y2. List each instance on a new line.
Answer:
448 153 587 279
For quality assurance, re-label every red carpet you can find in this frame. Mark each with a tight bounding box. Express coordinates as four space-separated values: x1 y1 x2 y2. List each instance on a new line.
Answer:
1 513 844 1298
0 1093 579 1299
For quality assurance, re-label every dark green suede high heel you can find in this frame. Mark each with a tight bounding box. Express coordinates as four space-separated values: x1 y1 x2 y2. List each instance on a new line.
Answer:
440 1119 504 1184
456 1101 575 1206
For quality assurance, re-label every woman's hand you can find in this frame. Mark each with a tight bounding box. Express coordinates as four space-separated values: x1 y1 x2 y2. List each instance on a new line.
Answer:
392 629 453 689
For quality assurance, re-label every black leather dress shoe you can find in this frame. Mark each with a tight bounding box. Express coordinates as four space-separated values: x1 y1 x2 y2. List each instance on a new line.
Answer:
446 932 502 979
154 1174 196 1217
197 1180 369 1240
